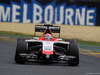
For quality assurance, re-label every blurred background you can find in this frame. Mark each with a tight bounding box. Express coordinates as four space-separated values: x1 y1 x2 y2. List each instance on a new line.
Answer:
0 0 100 4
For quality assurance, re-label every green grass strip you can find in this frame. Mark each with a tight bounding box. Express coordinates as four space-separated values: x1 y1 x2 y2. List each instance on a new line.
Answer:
76 40 100 46
0 31 33 37
0 31 100 46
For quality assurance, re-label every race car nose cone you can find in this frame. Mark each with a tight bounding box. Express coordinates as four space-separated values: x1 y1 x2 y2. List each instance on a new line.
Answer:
46 54 50 59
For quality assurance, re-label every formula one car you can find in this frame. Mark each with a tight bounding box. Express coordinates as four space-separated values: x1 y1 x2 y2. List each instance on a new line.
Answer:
15 24 79 66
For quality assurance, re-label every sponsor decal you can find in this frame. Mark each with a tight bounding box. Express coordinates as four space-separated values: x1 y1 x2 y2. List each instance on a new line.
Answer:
0 0 97 26
42 41 54 54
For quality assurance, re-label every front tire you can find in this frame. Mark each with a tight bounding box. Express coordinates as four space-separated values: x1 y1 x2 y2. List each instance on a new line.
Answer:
65 39 76 43
68 43 79 66
15 38 28 64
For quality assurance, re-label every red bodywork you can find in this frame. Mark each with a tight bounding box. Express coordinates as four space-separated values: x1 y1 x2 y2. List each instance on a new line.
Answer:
38 29 58 41
37 29 58 54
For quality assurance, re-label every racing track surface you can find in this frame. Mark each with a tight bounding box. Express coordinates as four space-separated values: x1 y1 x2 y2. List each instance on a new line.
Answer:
0 39 100 75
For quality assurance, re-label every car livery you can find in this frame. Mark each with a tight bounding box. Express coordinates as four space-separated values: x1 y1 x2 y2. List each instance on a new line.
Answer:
15 24 79 66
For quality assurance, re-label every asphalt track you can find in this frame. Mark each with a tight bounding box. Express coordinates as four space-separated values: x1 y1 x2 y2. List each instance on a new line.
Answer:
0 39 100 75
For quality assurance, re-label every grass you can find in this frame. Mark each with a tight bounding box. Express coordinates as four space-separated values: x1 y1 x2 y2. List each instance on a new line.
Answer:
0 31 100 46
0 31 33 37
76 40 100 46
62 38 100 46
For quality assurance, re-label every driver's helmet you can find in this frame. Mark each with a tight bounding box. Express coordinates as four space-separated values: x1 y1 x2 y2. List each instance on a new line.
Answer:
44 34 52 40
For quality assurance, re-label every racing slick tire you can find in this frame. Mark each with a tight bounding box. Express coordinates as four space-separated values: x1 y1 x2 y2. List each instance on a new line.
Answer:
65 39 76 43
65 39 76 55
68 43 79 66
15 38 28 64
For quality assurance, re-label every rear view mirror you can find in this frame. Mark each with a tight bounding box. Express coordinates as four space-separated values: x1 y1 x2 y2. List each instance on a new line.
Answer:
34 37 39 40
57 39 62 41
